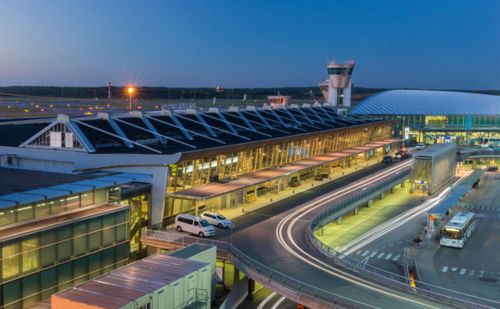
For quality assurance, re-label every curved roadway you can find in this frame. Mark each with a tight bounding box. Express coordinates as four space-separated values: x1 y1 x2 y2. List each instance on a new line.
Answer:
217 160 454 308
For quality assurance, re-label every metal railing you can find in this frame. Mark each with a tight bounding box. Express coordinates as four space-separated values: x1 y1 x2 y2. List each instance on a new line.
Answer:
143 229 368 309
307 175 497 309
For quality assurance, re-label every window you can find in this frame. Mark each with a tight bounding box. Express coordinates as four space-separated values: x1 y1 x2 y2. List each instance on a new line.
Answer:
49 131 62 147
66 195 81 211
94 189 107 204
81 192 94 206
0 207 17 226
64 132 74 148
88 218 102 251
34 201 51 218
57 226 72 262
73 222 88 256
40 232 56 268
2 242 20 280
50 198 66 215
22 237 39 274
102 215 115 246
17 204 34 222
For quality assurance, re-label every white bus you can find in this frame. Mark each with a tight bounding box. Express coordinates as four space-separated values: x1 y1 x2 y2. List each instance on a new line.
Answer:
440 211 477 248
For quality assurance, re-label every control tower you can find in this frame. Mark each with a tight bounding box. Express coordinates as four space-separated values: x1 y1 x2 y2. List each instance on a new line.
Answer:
326 61 355 110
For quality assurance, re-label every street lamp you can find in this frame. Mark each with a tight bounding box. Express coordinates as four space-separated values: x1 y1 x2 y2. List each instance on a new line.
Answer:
127 86 136 112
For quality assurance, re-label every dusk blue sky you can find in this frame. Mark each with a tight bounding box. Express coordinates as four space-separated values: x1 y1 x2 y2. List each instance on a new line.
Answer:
0 1 499 89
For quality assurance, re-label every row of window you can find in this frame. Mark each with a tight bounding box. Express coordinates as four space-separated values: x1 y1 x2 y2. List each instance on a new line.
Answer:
1 244 129 309
0 210 128 282
0 187 120 227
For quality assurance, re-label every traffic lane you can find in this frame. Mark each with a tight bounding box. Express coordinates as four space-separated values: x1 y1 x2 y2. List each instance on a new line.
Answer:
227 163 434 308
283 211 444 309
434 177 500 274
214 161 397 240
434 214 500 275
231 218 425 309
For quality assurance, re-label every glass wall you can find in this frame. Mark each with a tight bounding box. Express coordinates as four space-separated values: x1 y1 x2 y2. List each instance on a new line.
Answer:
382 114 500 145
1 245 128 309
0 208 129 309
167 124 392 192
0 187 118 228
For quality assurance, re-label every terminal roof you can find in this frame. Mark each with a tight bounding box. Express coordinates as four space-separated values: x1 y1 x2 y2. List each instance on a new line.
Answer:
352 90 500 116
52 254 208 309
0 104 388 155
0 168 96 195
0 168 153 206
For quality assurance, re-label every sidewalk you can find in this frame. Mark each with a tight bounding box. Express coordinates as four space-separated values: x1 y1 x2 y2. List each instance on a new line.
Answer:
315 184 421 250
218 156 385 221
413 231 444 286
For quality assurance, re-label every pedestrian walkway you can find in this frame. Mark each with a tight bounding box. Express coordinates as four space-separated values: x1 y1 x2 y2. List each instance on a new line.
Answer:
218 156 385 221
314 183 421 250
355 249 402 262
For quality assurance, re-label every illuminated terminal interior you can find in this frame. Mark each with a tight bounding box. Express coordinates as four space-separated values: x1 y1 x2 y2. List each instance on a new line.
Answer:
352 90 500 145
0 103 401 307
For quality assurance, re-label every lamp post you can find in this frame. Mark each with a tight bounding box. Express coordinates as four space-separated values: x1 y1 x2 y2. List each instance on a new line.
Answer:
127 86 136 112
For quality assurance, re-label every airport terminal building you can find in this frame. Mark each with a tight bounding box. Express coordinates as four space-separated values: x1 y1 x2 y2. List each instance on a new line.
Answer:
351 90 500 145
0 104 400 307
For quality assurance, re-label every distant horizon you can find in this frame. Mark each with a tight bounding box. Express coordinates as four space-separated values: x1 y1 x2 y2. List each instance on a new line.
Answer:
1 84 499 92
1 1 498 90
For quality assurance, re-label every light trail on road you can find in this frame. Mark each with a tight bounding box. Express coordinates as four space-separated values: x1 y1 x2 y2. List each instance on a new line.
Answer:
257 292 277 309
338 175 465 255
275 161 443 309
270 296 286 309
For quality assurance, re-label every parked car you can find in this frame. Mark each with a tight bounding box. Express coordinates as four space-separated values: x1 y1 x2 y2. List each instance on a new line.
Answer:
394 150 408 160
175 213 215 237
416 143 426 150
486 166 498 172
479 143 490 148
201 212 234 229
290 178 301 187
382 155 393 163
314 174 324 181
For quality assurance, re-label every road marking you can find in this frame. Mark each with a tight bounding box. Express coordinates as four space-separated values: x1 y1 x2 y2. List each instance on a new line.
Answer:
469 270 475 276
459 268 467 275
441 266 448 273
356 250 361 255
479 270 485 277
369 251 378 258
451 267 457 272
271 296 286 309
384 253 393 260
392 254 400 261
257 292 277 309
360 250 370 257
377 252 385 259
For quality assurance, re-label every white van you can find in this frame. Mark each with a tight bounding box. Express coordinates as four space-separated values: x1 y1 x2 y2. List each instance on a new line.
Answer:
175 214 215 238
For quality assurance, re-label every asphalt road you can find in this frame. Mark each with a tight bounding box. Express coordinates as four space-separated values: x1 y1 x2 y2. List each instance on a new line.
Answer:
431 173 500 302
210 160 452 309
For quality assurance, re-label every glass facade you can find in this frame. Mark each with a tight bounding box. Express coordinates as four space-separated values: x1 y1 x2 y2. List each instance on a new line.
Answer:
381 114 500 145
165 125 394 221
167 125 391 192
0 188 113 228
0 209 129 309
